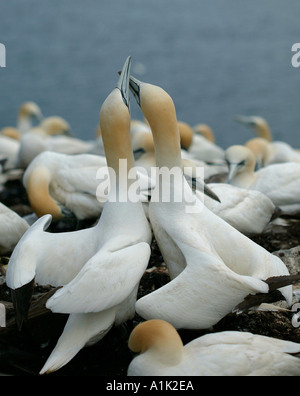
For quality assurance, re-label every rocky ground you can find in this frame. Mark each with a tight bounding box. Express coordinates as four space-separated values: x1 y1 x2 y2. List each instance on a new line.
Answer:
0 179 299 376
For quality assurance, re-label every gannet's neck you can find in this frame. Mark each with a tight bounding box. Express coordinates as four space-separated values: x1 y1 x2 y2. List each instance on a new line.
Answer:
230 170 256 189
17 116 33 135
100 89 136 185
226 145 257 189
140 84 182 170
25 167 62 220
255 120 272 142
100 57 136 198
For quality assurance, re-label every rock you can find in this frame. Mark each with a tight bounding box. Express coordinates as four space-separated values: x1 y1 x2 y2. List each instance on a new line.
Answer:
273 246 300 276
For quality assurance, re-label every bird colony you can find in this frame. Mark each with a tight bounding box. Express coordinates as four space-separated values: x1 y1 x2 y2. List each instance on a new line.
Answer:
0 57 300 377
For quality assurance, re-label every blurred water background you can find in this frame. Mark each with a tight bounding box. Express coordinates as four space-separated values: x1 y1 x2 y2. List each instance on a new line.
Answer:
0 0 299 148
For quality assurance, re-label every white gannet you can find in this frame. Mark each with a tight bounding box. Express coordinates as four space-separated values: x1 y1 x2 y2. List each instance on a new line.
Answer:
16 117 94 168
39 56 152 374
1 102 43 147
194 123 216 143
180 121 225 163
203 183 277 235
0 135 20 169
127 319 300 376
23 151 107 221
0 203 29 255
23 147 153 222
244 137 274 169
225 145 300 216
235 116 300 165
128 75 292 330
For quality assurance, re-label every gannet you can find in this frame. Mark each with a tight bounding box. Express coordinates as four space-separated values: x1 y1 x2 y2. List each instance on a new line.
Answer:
0 136 20 169
128 74 292 330
225 145 300 215
194 123 216 142
181 121 225 163
235 116 300 165
23 151 107 221
203 183 277 235
39 56 152 374
128 319 300 376
16 117 94 168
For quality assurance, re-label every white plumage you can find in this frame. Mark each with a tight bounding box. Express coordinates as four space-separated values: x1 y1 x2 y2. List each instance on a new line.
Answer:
225 145 300 215
128 320 300 376
128 76 292 330
39 57 152 374
0 203 29 256
202 183 276 235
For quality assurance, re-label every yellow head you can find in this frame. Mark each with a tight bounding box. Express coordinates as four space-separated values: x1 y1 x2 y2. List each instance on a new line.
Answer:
18 102 43 121
40 116 71 136
235 116 272 142
128 319 184 364
178 121 194 150
194 123 215 143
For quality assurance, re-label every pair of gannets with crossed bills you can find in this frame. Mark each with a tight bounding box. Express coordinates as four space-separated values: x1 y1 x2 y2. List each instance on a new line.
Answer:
225 145 300 216
235 115 300 166
127 74 292 330
127 319 300 376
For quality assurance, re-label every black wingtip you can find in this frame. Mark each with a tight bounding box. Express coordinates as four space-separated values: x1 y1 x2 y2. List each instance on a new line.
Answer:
10 279 35 331
233 273 300 314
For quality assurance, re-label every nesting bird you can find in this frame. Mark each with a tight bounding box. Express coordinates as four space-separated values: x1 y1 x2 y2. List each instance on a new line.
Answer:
23 150 107 221
235 115 300 165
128 319 300 376
181 121 225 163
225 145 300 216
128 74 292 331
203 182 277 235
16 116 93 168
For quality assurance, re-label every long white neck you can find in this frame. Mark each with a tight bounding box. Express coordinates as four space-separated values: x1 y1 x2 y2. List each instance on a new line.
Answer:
17 116 33 135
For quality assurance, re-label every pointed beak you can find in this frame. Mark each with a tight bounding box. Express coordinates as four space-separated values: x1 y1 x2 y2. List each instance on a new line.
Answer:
187 174 221 203
234 116 251 126
203 183 221 203
116 56 132 110
227 163 239 183
129 75 142 107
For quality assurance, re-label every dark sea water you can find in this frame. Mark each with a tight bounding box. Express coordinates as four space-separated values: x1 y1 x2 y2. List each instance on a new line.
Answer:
0 0 299 148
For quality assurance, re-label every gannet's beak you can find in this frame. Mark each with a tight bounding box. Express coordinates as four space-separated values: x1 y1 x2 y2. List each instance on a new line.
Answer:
184 173 221 203
226 162 239 183
129 75 142 107
234 116 252 127
203 183 221 203
116 56 132 110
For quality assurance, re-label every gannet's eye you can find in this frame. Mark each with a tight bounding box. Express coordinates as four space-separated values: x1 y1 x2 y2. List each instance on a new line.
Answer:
133 148 146 160
238 160 246 167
